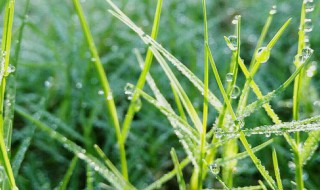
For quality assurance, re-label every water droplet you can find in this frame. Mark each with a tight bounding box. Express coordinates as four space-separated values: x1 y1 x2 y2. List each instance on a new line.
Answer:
91 57 96 62
313 101 320 107
231 15 239 25
256 47 270 63
107 91 113 100
7 64 15 74
288 161 296 170
265 133 271 138
226 73 233 82
304 19 313 33
124 83 135 100
133 98 142 112
306 61 317 77
76 82 83 89
227 35 238 51
302 47 313 59
230 86 240 99
269 5 277 15
209 163 220 175
304 0 314 12
44 77 53 88
98 90 104 95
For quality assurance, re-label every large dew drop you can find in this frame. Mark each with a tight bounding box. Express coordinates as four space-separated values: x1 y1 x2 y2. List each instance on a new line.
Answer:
269 5 277 15
230 86 240 99
255 47 270 63
227 35 238 51
226 73 233 82
133 98 142 112
209 163 220 175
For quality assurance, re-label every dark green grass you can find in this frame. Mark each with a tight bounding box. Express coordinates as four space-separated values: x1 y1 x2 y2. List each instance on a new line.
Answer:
0 0 320 189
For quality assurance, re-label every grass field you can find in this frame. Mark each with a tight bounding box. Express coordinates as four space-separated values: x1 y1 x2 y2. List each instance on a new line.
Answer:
1 0 320 189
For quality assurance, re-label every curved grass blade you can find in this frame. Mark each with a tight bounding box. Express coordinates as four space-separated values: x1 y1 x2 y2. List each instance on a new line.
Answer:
71 0 128 180
57 156 78 190
302 131 320 164
239 132 277 190
272 148 283 190
121 0 163 141
0 0 18 188
106 0 222 112
15 106 136 190
170 148 187 190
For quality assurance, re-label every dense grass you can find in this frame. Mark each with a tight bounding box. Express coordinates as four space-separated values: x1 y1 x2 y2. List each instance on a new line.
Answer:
0 0 320 189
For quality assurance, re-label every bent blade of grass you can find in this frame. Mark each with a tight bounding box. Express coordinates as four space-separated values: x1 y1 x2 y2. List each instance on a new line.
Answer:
94 144 125 181
239 132 277 190
106 0 222 112
57 156 79 190
15 106 136 190
170 148 187 190
0 0 18 188
71 0 127 180
272 148 283 190
121 0 163 141
302 131 320 164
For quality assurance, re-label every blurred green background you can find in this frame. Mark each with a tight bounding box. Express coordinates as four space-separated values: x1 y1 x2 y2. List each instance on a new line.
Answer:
1 0 320 189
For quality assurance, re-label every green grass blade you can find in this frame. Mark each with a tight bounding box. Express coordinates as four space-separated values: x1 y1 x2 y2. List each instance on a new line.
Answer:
86 165 94 190
144 158 190 190
15 106 136 190
302 131 320 164
0 0 18 188
57 156 79 190
198 0 209 189
170 148 187 190
272 148 283 190
239 132 277 190
12 125 35 177
170 83 187 121
214 139 273 166
71 0 127 180
106 1 222 111
121 0 163 141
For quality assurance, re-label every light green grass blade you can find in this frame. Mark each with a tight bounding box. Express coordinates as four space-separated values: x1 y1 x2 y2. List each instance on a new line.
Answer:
258 180 268 190
170 83 187 121
71 0 127 180
170 148 187 190
0 0 18 188
15 106 136 190
106 0 222 112
239 132 277 190
121 0 163 141
272 148 283 190
204 185 262 190
144 158 190 190
94 144 124 181
302 131 320 164
57 156 78 190
86 165 94 190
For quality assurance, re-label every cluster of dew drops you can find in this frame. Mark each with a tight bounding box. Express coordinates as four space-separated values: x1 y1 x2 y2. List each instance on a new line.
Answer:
0 51 16 77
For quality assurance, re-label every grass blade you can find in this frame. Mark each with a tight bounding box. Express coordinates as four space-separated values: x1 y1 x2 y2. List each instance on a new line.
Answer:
170 148 187 190
121 0 163 141
71 0 127 180
57 156 79 190
302 131 320 164
15 106 136 190
272 148 283 190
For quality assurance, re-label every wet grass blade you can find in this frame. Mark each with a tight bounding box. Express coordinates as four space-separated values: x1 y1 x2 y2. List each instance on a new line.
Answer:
71 0 127 180
272 148 283 190
170 148 187 190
